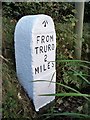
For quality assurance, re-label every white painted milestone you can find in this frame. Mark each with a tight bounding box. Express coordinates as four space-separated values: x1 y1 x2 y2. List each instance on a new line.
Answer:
14 14 56 111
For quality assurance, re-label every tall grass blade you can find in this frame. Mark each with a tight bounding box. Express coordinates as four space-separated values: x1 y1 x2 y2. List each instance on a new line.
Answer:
41 112 90 119
74 73 90 77
71 69 90 84
33 80 90 101
56 60 90 64
39 93 90 97
80 64 90 70
49 71 56 87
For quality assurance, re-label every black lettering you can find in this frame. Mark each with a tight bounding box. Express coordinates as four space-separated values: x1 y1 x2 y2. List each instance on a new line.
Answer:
52 44 55 50
43 64 46 71
46 35 49 42
52 62 54 67
44 45 47 53
35 67 39 74
50 35 53 42
48 44 51 51
37 36 40 44
44 54 47 62
41 36 45 43
40 65 42 72
48 62 50 69
40 46 43 53
35 47 39 54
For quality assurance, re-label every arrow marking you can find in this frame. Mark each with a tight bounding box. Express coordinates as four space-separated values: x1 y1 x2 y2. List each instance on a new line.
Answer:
42 20 48 27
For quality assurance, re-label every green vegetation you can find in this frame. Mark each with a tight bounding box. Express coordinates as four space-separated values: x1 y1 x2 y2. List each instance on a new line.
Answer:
2 61 37 119
2 2 90 119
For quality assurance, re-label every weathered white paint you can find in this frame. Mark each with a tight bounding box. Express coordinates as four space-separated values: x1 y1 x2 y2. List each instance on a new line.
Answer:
14 14 56 111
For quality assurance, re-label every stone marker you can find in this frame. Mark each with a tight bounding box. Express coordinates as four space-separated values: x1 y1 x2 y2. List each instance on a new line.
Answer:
14 14 56 111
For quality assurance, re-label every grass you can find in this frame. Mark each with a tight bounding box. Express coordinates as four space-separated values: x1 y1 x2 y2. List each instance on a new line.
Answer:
2 58 90 119
2 15 90 119
2 61 37 119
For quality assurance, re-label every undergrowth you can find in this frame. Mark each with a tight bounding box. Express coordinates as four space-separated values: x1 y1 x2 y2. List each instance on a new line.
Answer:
2 3 90 119
2 61 37 119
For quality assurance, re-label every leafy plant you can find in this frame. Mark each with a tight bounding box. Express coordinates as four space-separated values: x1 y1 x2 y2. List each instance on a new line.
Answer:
2 2 90 119
34 59 90 119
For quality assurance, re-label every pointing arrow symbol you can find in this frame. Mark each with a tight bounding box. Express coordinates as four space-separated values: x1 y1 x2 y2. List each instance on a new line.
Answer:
42 20 48 27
